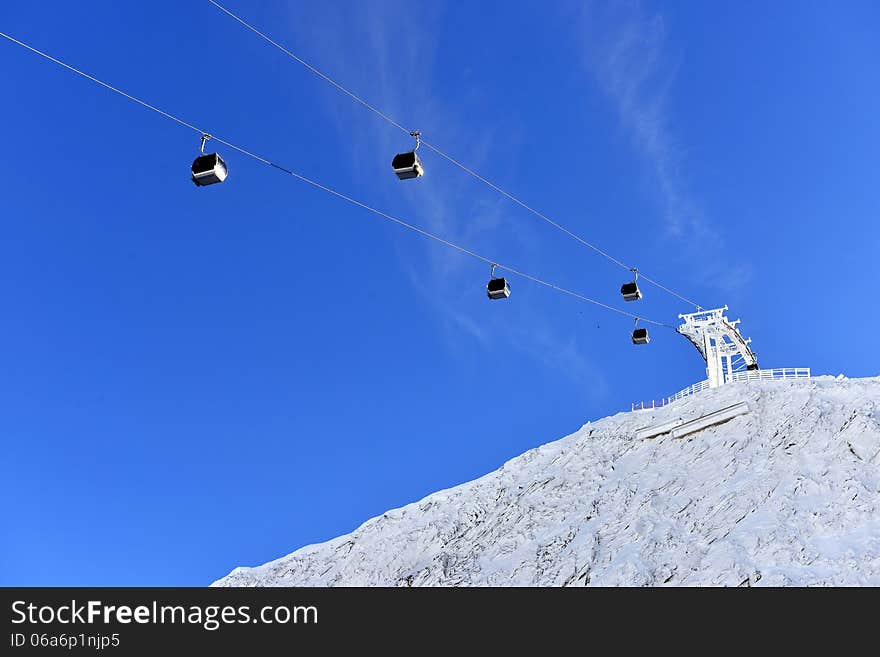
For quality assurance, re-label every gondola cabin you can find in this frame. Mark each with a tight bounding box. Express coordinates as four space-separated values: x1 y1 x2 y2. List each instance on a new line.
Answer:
487 277 510 300
632 327 650 344
391 151 423 180
620 281 642 302
192 153 228 186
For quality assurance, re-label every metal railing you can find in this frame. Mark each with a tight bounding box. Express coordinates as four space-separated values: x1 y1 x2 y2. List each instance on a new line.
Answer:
631 367 811 411
631 380 710 411
728 367 811 383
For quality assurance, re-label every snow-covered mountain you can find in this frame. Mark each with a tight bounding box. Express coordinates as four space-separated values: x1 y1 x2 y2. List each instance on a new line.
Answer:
214 376 880 586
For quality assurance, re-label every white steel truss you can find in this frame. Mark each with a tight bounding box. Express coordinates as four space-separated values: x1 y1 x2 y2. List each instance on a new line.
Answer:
677 306 759 388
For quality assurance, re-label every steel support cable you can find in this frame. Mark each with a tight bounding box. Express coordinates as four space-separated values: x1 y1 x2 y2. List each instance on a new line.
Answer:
205 0 704 311
0 30 673 328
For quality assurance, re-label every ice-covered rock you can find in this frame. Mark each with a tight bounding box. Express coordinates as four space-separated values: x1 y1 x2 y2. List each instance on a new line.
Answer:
214 376 880 586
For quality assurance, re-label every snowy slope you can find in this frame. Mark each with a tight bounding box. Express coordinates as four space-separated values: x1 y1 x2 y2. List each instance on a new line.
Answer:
214 376 880 586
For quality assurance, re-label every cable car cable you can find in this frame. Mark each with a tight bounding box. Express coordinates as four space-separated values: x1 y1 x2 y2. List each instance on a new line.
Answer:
204 0 705 311
0 29 673 329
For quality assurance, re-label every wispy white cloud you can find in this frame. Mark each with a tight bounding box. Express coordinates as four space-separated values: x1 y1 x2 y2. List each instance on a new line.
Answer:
286 2 525 273
578 0 751 297
506 323 611 404
281 1 608 395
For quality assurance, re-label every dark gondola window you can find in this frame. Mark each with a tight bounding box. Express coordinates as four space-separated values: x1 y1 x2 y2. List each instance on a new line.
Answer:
193 154 218 172
392 152 417 169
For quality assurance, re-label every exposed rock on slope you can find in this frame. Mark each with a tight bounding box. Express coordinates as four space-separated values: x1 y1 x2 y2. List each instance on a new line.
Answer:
214 377 880 586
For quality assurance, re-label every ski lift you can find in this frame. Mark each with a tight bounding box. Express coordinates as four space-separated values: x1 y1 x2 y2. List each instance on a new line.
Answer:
621 268 642 302
631 318 649 345
191 134 228 186
487 264 510 300
391 131 424 180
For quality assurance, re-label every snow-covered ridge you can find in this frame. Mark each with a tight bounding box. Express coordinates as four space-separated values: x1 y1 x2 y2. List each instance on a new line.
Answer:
214 376 880 586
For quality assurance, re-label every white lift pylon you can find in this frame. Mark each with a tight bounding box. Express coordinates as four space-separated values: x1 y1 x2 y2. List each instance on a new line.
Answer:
677 306 758 388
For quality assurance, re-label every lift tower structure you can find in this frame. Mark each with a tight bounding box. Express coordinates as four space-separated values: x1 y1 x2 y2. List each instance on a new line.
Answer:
676 306 759 388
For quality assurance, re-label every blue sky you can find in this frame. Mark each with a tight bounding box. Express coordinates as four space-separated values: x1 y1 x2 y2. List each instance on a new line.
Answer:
1 0 877 585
